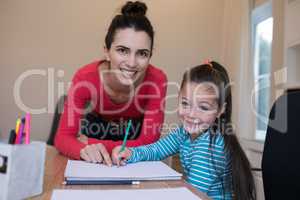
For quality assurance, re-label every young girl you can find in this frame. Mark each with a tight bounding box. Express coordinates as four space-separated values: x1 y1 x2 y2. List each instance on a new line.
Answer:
112 61 256 200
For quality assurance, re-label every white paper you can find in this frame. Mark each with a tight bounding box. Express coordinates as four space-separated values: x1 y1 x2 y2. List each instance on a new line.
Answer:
51 187 202 200
65 160 182 181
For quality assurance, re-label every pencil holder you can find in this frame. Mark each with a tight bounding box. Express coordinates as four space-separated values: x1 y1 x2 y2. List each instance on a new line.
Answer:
0 141 46 200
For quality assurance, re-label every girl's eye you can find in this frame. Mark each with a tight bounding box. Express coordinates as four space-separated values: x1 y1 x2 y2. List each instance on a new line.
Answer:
181 101 190 108
198 104 218 113
199 106 210 111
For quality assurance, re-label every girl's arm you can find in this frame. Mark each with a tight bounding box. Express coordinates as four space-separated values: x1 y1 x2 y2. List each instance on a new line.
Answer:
126 128 182 163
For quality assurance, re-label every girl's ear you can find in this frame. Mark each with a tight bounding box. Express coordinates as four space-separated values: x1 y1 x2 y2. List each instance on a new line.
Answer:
103 45 110 62
217 103 227 118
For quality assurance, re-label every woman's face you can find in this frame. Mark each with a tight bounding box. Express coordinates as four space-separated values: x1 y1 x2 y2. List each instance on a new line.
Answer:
178 82 224 135
104 28 152 85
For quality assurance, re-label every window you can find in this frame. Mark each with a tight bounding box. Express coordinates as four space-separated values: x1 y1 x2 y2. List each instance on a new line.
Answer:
251 2 273 141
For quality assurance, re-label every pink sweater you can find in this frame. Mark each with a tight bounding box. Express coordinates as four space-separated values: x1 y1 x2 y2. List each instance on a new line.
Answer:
54 60 167 159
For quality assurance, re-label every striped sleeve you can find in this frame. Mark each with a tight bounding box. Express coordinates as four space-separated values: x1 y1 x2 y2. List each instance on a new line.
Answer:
127 128 182 163
187 134 227 194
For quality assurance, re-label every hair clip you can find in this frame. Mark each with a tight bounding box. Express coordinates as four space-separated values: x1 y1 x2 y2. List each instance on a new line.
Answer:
203 59 213 68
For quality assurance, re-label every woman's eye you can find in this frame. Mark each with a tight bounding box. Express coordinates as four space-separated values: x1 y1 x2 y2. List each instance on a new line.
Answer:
137 51 149 58
117 48 129 55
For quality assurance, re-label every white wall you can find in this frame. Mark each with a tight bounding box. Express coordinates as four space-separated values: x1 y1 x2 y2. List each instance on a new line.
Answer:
0 0 224 141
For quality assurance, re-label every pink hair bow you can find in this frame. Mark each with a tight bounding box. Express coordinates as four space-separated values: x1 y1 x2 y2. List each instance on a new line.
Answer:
203 59 213 67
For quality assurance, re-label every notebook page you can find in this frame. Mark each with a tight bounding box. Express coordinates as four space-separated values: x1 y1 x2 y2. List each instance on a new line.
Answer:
65 160 182 181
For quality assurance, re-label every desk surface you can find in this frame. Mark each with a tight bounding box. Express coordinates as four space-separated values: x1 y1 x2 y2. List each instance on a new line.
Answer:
30 146 210 200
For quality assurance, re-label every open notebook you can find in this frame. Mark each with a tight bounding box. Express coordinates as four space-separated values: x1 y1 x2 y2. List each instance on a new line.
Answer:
51 188 202 200
64 160 182 183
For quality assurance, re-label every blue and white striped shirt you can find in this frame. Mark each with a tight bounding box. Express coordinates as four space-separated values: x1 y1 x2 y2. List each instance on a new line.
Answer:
127 127 232 200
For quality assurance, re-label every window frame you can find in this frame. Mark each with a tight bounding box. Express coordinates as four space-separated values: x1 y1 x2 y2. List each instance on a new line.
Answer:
251 1 273 141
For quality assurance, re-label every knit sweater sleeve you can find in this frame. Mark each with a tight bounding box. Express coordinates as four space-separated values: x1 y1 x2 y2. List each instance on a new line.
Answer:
54 69 92 159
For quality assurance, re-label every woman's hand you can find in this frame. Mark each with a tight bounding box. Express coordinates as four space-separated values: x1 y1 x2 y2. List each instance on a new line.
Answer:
80 143 112 166
111 145 132 166
77 134 88 145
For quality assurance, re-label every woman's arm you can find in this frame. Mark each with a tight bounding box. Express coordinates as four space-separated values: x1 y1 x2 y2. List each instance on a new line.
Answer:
54 70 91 159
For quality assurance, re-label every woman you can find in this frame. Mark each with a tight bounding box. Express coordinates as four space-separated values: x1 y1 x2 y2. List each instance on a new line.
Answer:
54 1 167 166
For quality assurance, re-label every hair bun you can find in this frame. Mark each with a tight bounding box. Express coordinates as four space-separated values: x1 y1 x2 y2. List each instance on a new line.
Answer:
121 1 147 16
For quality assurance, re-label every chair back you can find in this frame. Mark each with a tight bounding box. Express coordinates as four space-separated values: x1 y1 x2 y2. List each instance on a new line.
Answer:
47 95 66 145
262 90 300 199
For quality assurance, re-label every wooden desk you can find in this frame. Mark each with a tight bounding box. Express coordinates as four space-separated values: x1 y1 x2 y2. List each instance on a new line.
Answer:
30 146 210 200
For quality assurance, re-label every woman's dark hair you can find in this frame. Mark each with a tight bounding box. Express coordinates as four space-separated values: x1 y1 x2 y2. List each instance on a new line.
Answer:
105 1 154 54
181 61 256 200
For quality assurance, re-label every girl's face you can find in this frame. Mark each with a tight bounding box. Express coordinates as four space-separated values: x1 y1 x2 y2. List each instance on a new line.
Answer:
104 28 152 85
178 82 224 135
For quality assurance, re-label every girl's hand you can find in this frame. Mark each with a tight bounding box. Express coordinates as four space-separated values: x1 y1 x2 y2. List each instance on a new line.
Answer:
80 143 112 166
111 145 132 166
